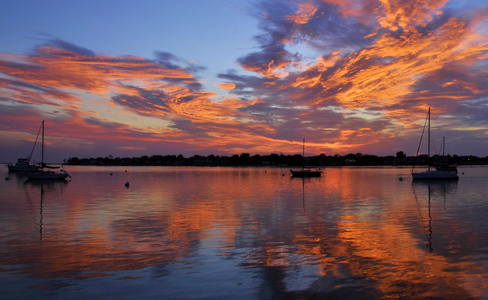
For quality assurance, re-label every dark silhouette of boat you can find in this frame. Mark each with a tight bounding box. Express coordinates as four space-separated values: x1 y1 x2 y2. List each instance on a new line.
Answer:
26 121 70 181
8 158 40 173
8 124 42 173
433 137 458 174
290 138 322 177
290 168 322 177
412 108 458 180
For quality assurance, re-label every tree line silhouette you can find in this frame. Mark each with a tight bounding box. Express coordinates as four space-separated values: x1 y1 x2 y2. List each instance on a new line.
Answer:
65 151 488 166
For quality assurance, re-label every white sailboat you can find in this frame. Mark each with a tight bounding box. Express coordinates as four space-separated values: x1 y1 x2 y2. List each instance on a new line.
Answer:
411 108 458 180
26 121 70 181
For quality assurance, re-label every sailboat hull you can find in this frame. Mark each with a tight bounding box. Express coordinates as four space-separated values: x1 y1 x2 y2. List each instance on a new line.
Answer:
411 170 458 180
8 160 40 172
290 169 322 177
26 171 69 180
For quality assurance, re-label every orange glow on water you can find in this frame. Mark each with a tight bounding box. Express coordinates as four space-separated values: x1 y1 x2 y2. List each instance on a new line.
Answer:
2 167 488 297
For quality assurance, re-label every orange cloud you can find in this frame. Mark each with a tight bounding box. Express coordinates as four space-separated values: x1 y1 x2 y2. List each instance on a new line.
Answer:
215 82 236 90
241 58 291 79
0 46 194 99
295 16 487 116
285 1 318 24
378 0 448 30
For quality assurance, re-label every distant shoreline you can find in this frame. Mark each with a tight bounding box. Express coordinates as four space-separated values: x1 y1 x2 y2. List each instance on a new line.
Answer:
58 153 487 167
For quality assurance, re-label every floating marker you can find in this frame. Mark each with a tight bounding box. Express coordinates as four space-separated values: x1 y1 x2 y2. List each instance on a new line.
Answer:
125 181 130 187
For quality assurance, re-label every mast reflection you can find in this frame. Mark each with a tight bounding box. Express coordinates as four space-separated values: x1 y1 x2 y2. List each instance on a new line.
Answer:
24 180 68 240
290 175 321 213
412 180 458 252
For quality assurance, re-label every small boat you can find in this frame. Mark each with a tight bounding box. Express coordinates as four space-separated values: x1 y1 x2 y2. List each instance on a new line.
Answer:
433 137 458 174
26 121 70 181
412 108 458 180
8 158 40 173
434 163 457 174
8 124 42 173
290 138 322 177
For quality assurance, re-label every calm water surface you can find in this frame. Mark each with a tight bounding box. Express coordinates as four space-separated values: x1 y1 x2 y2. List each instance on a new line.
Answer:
1 165 488 299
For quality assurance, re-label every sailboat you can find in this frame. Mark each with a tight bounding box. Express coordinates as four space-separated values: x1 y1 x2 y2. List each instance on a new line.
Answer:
411 108 458 180
8 124 42 173
433 136 458 174
26 121 70 181
290 138 322 177
8 158 40 173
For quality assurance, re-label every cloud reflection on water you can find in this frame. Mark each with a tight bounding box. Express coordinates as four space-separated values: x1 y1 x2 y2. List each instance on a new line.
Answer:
1 167 487 298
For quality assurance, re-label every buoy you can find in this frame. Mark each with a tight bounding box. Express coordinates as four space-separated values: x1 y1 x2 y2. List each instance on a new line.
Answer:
399 177 403 181
125 181 130 187
110 173 113 176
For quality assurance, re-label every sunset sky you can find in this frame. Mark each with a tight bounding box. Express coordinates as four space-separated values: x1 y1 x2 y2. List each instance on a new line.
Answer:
1 0 488 162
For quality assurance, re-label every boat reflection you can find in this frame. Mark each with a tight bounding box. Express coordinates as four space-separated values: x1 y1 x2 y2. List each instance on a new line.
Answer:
23 181 69 241
412 180 458 252
290 177 310 213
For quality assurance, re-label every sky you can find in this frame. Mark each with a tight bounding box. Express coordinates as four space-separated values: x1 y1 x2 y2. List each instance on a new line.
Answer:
1 0 488 163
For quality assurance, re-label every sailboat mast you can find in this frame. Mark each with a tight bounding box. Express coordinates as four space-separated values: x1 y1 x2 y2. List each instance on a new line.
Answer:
302 138 305 169
41 120 44 168
427 108 430 171
443 136 445 156
28 123 42 163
